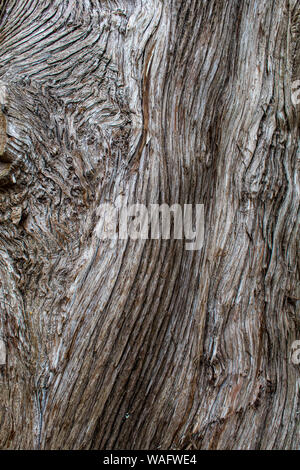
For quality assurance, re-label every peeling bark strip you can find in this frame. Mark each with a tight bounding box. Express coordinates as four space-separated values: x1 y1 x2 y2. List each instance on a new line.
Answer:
0 0 299 450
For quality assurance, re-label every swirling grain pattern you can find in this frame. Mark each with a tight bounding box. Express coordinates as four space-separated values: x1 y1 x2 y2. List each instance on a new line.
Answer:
0 0 299 450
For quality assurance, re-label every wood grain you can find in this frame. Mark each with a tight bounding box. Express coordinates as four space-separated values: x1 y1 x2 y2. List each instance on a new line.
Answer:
0 0 299 450
0 110 6 156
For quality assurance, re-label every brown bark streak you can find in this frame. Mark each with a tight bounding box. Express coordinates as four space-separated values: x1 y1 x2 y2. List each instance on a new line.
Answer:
0 0 299 450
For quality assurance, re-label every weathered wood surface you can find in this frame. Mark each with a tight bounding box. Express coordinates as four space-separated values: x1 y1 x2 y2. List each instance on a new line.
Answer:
0 0 299 449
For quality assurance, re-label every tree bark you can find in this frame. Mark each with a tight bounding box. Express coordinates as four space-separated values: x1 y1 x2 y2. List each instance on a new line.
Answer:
0 0 299 450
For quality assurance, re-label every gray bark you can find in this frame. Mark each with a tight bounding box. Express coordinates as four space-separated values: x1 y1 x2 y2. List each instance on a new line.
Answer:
0 0 299 450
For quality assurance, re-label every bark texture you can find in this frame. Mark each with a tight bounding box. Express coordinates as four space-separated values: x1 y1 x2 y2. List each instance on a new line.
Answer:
0 0 299 450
